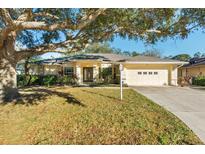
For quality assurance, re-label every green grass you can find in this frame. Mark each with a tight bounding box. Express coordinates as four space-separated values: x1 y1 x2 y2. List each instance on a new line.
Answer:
0 86 202 144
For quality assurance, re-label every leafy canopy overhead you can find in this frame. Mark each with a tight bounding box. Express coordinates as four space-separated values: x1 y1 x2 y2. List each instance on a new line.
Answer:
1 8 205 62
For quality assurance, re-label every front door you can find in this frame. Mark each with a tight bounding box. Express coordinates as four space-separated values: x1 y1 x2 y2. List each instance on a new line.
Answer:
83 67 93 82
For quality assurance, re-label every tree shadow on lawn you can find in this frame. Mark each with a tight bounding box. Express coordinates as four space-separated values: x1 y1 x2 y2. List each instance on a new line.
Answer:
1 88 85 107
82 89 121 102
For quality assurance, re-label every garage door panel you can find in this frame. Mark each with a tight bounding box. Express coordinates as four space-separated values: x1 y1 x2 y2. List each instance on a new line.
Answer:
126 69 168 86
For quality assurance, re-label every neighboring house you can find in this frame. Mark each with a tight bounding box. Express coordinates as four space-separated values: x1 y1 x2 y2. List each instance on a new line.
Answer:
179 57 205 78
27 53 186 86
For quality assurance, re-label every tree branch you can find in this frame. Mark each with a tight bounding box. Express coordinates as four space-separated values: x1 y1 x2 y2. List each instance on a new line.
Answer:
76 8 107 30
14 8 107 32
33 12 59 20
0 9 14 26
15 40 73 60
17 9 33 21
15 20 75 31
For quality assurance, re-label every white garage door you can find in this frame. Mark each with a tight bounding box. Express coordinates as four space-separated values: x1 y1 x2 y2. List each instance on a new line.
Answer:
126 69 168 86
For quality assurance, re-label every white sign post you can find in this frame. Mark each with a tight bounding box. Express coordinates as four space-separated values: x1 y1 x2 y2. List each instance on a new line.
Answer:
119 64 123 101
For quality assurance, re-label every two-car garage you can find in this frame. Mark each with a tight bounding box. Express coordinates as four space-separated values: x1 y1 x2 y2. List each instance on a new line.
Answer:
119 56 186 86
125 69 169 86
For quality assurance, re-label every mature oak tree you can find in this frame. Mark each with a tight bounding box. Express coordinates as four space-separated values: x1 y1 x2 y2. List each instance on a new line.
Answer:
0 8 205 102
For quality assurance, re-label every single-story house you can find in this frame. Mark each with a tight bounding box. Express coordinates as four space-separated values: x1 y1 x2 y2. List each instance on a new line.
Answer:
179 57 205 78
28 53 186 86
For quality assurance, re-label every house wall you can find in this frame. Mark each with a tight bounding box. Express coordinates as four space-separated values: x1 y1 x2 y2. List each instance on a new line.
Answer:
44 65 61 75
29 64 61 75
29 64 44 75
180 65 205 77
28 62 180 86
29 64 39 75
29 61 113 84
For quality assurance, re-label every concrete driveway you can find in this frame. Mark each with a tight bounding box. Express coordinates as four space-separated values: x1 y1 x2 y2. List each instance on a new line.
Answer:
132 86 205 143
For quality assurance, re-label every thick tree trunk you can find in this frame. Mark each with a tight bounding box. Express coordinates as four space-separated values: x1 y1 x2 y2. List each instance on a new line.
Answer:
0 49 19 103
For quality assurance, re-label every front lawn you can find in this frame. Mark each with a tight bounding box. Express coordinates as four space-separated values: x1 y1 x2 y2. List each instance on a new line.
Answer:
0 87 202 144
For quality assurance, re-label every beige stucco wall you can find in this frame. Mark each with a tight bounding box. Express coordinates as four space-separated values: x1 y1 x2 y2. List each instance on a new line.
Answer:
28 62 180 86
29 64 44 75
29 61 112 84
29 64 61 75
29 64 39 75
44 65 61 75
180 65 205 77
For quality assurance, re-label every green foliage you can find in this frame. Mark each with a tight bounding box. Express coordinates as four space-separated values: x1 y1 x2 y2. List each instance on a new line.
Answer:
43 75 58 86
30 75 41 85
17 75 78 87
84 43 141 57
131 51 140 57
17 75 27 87
192 76 205 86
84 42 115 53
172 54 191 61
142 48 161 58
194 52 205 58
17 75 40 87
57 76 78 85
122 51 131 56
101 67 113 83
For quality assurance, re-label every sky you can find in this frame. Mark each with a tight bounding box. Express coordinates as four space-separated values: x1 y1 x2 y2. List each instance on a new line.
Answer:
42 29 205 59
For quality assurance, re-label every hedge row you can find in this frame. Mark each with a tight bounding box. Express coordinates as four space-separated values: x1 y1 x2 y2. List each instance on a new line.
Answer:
192 76 205 86
17 75 78 87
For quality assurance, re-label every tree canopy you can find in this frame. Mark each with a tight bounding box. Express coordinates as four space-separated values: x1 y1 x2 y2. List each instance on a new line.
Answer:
141 48 162 58
1 8 205 102
193 51 205 58
84 42 115 53
1 8 205 62
172 53 191 61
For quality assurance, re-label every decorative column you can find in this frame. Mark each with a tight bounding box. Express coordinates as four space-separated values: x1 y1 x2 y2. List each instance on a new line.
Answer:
76 65 82 84
171 65 178 86
93 64 99 82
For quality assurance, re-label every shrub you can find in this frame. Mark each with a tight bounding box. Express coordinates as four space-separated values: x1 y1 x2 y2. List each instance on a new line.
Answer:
17 75 27 87
101 67 113 83
17 75 78 87
42 75 58 86
192 76 205 86
30 75 41 85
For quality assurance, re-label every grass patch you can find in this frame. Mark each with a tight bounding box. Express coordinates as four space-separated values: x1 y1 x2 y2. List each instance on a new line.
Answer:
0 87 202 144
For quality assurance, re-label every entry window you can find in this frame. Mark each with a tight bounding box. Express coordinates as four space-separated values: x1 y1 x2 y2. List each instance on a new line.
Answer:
143 72 147 75
154 72 158 75
149 72 152 75
138 72 142 75
64 67 74 76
